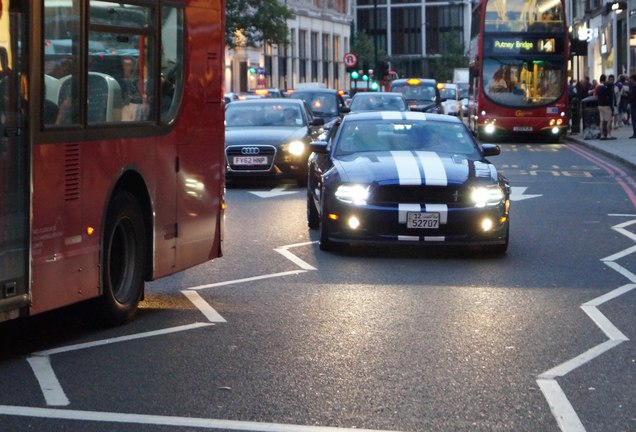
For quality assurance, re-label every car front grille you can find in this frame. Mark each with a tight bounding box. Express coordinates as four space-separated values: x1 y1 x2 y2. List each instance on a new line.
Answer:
370 185 468 205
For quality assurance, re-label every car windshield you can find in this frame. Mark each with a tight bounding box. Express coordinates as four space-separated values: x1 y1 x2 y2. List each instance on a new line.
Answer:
225 103 304 127
349 94 407 112
335 119 477 156
390 83 436 102
289 91 339 116
439 87 457 99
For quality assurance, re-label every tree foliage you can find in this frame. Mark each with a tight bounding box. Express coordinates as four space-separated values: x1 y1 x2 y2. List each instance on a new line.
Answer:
226 0 293 48
429 31 469 82
350 30 387 71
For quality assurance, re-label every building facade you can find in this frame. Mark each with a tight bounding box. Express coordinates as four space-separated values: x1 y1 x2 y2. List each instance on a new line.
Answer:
354 0 473 79
225 0 353 93
569 0 631 82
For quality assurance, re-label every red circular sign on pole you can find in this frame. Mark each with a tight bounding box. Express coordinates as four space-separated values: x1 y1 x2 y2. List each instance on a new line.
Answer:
343 52 358 68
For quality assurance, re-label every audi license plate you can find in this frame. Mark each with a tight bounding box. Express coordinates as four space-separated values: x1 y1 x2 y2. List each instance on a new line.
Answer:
233 156 267 165
513 126 533 132
406 212 439 229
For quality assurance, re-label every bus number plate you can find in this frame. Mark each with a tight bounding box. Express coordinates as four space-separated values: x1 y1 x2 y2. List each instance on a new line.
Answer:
406 212 439 229
513 126 533 132
233 156 267 165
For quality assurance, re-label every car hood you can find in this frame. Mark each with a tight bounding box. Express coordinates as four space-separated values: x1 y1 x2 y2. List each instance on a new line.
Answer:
225 127 308 146
333 151 498 186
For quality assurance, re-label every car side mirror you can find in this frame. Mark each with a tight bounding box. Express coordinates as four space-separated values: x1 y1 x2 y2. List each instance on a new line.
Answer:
482 144 500 156
309 141 329 154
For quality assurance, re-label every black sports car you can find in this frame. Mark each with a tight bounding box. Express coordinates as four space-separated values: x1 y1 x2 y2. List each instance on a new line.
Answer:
307 111 510 253
225 98 324 184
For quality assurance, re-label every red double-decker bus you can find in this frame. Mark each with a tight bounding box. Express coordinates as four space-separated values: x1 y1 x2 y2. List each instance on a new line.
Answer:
467 0 569 141
0 1 225 325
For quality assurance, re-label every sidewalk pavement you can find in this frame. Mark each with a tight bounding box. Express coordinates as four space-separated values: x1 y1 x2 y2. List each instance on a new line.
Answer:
564 123 636 170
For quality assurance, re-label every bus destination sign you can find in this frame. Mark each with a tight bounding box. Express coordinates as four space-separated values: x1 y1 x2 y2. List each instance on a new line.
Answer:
485 37 561 55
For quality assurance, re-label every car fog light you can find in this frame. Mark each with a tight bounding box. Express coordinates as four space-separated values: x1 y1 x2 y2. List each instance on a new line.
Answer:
348 216 360 229
481 218 494 232
551 126 559 134
484 123 495 134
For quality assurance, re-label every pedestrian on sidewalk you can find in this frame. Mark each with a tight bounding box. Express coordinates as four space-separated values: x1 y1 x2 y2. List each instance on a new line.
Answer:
629 74 636 138
596 74 616 139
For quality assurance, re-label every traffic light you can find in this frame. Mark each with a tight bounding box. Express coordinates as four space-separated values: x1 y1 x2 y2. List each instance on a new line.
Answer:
248 67 257 74
350 70 360 80
362 74 369 82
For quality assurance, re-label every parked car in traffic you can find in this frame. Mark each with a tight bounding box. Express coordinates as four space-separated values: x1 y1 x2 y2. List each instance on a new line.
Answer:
307 111 510 253
225 98 324 185
437 83 462 116
348 92 408 112
288 88 349 130
389 78 443 114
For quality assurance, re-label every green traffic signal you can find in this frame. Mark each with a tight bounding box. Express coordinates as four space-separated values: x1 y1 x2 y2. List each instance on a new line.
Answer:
371 81 379 91
350 70 360 80
248 67 257 74
362 74 369 82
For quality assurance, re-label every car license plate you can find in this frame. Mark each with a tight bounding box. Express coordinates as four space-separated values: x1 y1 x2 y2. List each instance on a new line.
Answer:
233 156 267 165
513 126 533 132
406 212 439 229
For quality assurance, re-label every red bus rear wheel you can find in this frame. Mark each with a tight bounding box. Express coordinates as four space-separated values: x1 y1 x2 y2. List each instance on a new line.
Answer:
100 191 145 325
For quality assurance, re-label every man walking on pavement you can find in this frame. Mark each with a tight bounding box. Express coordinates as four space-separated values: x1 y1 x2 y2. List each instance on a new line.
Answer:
629 74 636 138
596 74 615 139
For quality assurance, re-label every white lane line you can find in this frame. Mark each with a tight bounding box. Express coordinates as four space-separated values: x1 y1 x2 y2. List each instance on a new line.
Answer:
188 270 308 290
32 323 213 356
538 339 624 379
0 405 404 432
536 379 586 432
603 261 636 283
601 244 636 262
274 247 316 271
26 357 70 407
537 218 636 431
182 290 227 322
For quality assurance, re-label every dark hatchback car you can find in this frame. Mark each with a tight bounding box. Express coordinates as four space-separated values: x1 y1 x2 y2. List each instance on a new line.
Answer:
225 98 324 184
307 111 510 253
389 78 443 114
288 88 350 129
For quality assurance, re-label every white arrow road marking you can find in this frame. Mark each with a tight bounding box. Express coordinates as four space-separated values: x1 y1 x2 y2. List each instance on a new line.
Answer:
0 405 404 432
510 186 542 201
249 187 299 198
537 216 636 431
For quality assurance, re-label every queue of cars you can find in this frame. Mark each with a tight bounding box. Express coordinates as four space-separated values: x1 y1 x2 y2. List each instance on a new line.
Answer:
224 80 509 254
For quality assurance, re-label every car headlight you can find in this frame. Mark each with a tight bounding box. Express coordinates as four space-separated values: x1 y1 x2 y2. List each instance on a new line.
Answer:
471 186 504 207
335 184 370 205
286 140 305 156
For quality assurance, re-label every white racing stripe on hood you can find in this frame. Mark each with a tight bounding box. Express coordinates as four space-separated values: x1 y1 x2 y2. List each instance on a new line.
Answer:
415 151 447 186
391 151 421 185
424 204 448 224
398 203 421 223
381 112 404 120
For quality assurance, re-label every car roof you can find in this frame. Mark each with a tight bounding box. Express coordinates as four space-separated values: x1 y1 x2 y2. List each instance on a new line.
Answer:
228 98 303 105
291 88 339 94
351 92 404 98
342 111 461 123
391 78 437 85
